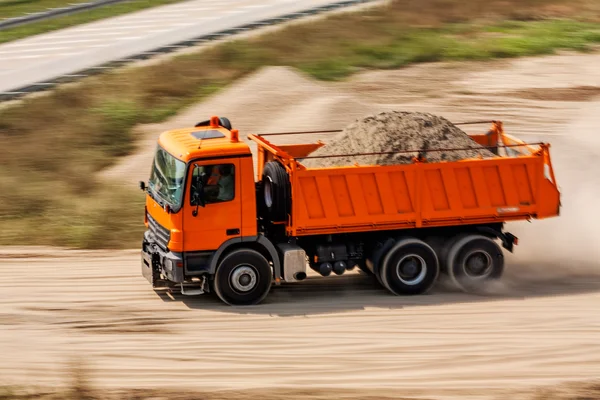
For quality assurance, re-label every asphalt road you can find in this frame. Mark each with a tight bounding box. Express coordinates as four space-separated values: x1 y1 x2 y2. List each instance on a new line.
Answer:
0 0 364 94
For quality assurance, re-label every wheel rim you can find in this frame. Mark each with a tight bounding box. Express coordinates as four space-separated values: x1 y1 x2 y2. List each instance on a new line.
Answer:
395 254 427 285
230 265 258 293
463 250 493 279
264 177 274 208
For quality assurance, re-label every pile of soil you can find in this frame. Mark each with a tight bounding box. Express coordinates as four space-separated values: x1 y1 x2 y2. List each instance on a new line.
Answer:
301 111 495 168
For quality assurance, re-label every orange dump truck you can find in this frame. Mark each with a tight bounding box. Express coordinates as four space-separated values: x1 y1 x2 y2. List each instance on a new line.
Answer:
140 116 560 305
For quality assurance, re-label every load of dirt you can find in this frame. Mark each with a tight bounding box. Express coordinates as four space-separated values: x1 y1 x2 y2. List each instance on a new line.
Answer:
302 111 495 168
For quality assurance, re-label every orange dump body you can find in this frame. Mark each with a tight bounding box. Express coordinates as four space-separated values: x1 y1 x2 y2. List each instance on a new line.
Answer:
249 122 560 237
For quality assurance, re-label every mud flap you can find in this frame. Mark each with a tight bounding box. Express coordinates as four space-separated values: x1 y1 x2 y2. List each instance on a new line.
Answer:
476 226 518 253
141 250 154 284
141 250 164 287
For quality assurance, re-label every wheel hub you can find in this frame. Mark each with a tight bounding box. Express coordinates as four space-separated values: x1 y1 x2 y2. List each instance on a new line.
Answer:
396 255 427 285
464 251 493 278
403 260 418 276
230 265 258 292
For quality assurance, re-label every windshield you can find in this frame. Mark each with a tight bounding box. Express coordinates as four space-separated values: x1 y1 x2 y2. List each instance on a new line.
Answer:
148 146 186 208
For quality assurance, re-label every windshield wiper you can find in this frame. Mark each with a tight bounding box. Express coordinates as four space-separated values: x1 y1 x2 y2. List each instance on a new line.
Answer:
148 183 181 211
147 183 166 206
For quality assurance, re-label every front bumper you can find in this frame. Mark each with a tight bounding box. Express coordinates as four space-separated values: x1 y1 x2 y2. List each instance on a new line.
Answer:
141 230 184 285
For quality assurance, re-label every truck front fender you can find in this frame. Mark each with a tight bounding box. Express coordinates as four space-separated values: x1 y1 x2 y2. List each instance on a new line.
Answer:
209 235 282 281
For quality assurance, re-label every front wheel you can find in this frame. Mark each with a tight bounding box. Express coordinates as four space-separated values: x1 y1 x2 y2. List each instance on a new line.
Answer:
379 238 439 295
214 249 272 306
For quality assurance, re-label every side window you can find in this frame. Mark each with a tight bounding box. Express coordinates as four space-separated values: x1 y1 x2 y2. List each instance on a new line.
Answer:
191 163 235 205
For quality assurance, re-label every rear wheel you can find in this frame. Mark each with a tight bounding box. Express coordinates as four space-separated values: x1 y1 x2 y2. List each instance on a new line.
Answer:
380 238 439 295
446 235 504 293
214 249 272 306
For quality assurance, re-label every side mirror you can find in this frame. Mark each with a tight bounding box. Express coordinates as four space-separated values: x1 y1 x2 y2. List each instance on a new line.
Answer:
191 189 205 208
139 181 146 191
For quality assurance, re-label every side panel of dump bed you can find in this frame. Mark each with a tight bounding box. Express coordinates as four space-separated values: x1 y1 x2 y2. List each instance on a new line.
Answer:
289 155 560 236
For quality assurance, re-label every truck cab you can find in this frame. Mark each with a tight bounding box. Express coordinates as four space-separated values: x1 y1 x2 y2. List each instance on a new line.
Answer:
141 116 281 305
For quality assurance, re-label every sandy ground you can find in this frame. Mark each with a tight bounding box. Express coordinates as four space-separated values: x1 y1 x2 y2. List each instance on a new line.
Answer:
0 249 599 399
2 52 600 398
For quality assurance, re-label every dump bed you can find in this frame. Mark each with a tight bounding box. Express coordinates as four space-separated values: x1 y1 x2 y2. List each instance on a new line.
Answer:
248 122 560 237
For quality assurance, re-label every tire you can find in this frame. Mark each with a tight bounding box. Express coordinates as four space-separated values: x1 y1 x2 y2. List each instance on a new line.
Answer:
219 117 232 130
446 234 504 293
262 161 290 222
438 234 468 274
367 238 395 285
214 249 272 306
379 238 439 295
195 117 232 129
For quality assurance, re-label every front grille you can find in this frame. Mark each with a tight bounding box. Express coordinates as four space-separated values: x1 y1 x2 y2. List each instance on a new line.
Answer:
147 213 170 251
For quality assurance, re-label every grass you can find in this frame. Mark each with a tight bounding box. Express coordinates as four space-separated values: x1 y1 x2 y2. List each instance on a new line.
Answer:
0 0 599 248
1 0 82 20
218 16 600 81
0 0 187 44
0 75 235 248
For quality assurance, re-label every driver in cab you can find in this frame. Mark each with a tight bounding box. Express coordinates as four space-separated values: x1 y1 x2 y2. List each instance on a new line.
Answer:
201 164 234 203
215 164 234 202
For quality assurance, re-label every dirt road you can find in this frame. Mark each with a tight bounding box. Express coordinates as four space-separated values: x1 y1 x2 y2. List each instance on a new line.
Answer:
2 53 600 399
1 247 599 399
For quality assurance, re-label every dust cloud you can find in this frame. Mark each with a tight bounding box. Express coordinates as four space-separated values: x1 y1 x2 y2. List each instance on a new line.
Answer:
505 100 600 282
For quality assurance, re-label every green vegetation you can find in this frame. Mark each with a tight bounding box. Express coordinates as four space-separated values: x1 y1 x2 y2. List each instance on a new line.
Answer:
247 19 600 80
0 75 234 248
0 0 599 248
0 0 186 44
1 0 81 20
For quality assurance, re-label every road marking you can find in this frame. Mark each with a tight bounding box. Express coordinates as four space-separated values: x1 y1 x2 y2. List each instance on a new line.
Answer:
0 46 71 55
0 0 367 94
0 54 44 60
124 7 216 16
145 29 173 34
46 35 123 41
2 30 172 51
1 51 83 60
70 18 214 32
71 23 178 31
40 31 156 40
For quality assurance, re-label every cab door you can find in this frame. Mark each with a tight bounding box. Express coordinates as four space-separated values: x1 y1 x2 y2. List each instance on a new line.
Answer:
183 158 242 252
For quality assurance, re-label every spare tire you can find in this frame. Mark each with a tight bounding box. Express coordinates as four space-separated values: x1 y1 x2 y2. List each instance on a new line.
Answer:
194 117 232 130
219 117 232 130
262 161 290 222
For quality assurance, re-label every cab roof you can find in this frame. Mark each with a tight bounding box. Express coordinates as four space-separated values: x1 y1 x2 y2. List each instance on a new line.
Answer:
157 117 250 163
